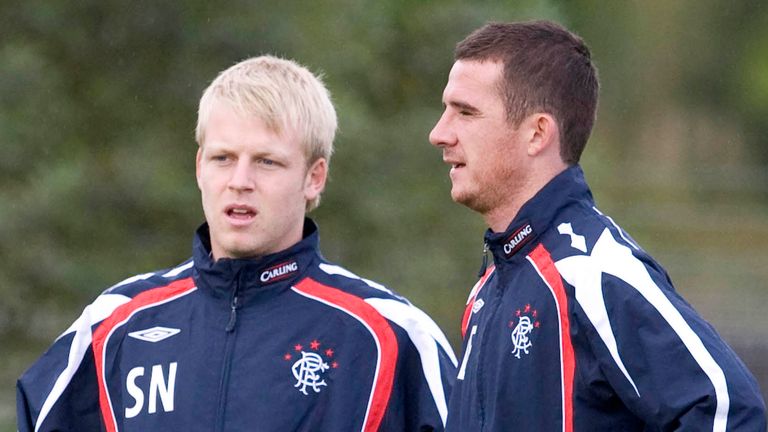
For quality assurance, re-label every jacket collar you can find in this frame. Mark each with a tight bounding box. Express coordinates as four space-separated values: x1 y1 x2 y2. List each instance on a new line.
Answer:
192 218 321 303
485 165 594 263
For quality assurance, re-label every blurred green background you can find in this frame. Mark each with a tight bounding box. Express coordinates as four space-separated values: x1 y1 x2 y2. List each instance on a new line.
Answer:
2 1 767 429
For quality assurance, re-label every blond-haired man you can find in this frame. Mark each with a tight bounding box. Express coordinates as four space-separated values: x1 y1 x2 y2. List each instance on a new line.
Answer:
18 55 456 432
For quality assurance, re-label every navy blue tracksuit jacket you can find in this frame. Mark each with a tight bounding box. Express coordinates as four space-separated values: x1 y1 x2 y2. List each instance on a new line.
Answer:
18 220 457 431
447 166 766 431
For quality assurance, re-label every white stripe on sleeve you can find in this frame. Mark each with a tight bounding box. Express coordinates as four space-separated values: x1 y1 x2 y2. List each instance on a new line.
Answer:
37 293 131 432
557 227 729 432
162 261 194 278
318 263 396 296
365 297 457 426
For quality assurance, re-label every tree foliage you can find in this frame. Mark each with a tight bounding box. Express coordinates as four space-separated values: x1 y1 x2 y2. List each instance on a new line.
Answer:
2 1 767 426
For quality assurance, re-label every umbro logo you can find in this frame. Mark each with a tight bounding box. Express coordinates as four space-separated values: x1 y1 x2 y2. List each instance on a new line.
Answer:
128 326 181 343
472 298 485 314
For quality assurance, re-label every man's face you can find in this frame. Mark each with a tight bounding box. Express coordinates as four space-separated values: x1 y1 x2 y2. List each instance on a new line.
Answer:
429 60 528 216
196 100 326 260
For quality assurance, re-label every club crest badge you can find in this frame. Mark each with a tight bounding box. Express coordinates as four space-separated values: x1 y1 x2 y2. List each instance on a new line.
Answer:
508 304 540 359
283 339 338 395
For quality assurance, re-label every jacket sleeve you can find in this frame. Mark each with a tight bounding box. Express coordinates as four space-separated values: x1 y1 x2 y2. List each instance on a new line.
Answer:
561 229 766 431
365 297 458 431
17 292 131 432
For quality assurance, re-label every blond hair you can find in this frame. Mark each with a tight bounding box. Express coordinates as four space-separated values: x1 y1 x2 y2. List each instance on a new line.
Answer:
196 55 337 210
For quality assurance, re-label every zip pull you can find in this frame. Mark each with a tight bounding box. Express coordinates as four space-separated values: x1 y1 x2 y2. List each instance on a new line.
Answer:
477 242 489 278
225 295 238 332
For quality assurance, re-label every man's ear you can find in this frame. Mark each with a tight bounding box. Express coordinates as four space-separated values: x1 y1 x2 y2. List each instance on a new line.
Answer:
526 113 560 157
195 147 204 190
304 158 328 201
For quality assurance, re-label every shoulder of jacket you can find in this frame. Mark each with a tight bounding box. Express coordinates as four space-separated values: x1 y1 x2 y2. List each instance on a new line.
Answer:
51 259 195 341
301 262 456 361
539 202 646 258
306 261 409 303
102 258 195 298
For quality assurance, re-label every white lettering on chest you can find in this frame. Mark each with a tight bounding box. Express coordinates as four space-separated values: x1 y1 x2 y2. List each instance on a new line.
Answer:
125 362 178 418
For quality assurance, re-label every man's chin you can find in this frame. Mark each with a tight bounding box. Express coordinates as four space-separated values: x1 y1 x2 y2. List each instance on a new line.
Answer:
214 235 266 260
451 189 473 207
451 190 488 213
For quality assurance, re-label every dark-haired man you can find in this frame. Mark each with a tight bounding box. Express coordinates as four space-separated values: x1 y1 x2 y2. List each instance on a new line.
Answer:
430 20 766 431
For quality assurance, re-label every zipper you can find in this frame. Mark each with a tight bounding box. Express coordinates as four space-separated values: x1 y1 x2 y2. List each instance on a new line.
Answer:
225 294 238 332
215 281 240 431
477 241 489 277
475 267 504 431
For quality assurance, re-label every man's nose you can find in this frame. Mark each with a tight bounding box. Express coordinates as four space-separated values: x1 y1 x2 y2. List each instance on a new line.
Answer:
228 159 254 191
429 111 455 148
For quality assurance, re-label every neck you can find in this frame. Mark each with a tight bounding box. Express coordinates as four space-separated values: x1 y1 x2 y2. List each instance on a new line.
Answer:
482 196 528 233
483 163 568 233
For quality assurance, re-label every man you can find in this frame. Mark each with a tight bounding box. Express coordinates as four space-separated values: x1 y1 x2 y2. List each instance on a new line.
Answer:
429 21 766 431
18 55 457 431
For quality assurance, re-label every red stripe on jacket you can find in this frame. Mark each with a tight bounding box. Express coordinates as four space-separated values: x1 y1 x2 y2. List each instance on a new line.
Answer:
293 278 398 432
92 277 197 432
528 244 575 432
461 266 495 339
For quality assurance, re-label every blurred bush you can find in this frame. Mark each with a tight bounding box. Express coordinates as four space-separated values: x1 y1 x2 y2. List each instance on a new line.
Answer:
2 1 767 428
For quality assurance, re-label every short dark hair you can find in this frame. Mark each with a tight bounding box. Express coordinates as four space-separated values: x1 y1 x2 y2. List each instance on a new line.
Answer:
455 21 599 164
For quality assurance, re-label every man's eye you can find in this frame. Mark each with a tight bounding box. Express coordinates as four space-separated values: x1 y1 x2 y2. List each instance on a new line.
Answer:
258 158 275 166
212 155 229 162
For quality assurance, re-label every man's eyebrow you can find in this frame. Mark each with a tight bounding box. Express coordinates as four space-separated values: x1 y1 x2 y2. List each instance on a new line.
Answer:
447 100 480 114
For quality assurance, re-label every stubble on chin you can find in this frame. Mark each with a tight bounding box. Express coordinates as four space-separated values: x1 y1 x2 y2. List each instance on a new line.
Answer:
451 174 512 218
212 228 261 260
451 186 490 214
